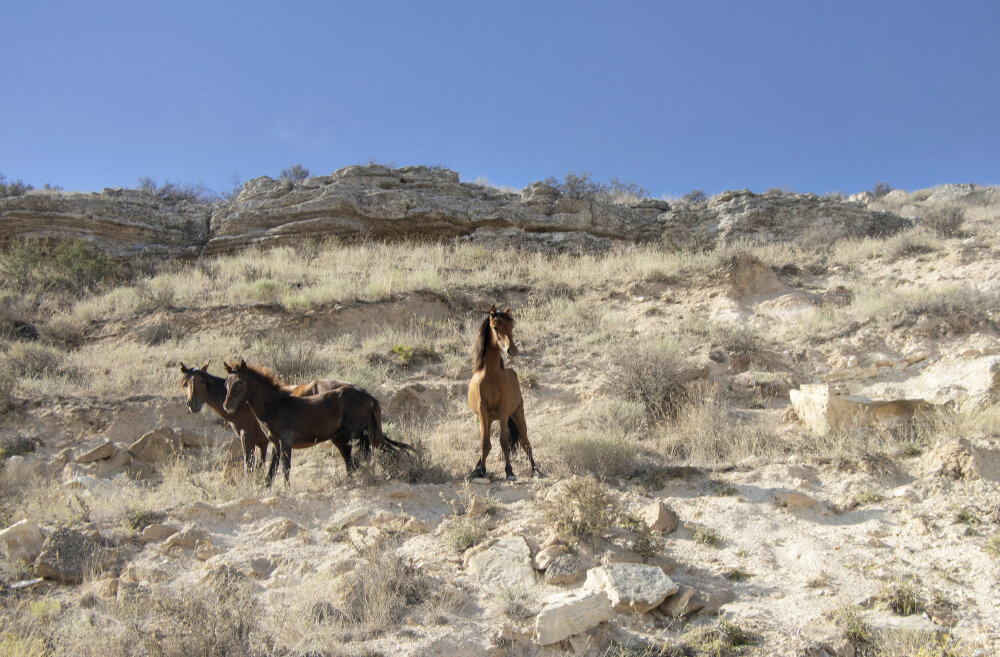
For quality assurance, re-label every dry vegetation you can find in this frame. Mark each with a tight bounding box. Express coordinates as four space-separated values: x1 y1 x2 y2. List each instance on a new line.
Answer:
2 185 1000 655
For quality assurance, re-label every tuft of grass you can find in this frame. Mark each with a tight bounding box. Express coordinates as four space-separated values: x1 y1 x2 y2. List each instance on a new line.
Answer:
807 572 831 588
678 618 754 656
491 584 540 621
987 532 1000 559
853 489 885 506
725 567 752 582
878 578 924 616
832 604 873 646
620 514 663 558
954 507 980 526
542 476 621 545
692 525 721 548
444 515 487 552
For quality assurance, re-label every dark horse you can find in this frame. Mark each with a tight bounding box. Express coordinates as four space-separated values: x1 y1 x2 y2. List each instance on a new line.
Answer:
467 306 542 481
179 362 359 474
222 359 411 486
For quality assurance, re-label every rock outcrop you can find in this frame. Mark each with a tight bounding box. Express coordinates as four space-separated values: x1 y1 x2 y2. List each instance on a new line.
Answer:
0 189 209 258
2 167 912 257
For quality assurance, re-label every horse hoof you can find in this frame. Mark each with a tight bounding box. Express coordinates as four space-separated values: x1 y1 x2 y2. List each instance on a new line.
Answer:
532 468 545 479
466 468 487 481
506 473 517 482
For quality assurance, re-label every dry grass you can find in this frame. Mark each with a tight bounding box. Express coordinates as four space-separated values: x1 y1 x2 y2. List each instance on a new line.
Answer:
542 475 621 545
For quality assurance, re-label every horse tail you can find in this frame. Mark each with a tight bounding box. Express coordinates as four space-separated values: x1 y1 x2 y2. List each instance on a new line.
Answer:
370 397 415 452
507 417 522 453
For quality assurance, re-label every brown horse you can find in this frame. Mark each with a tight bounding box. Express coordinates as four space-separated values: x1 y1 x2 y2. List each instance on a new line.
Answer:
222 359 411 486
179 362 360 473
467 305 542 481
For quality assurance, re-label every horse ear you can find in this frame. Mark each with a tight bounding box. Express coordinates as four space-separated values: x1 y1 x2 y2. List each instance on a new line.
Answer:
223 361 234 374
489 304 497 316
200 361 210 373
239 358 247 369
179 362 190 374
503 305 511 315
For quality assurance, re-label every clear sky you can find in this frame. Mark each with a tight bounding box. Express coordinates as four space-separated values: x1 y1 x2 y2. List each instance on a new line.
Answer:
2 1 997 198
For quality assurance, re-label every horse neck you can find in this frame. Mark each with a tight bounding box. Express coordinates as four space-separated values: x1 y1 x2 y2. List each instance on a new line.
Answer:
480 337 505 374
243 374 284 421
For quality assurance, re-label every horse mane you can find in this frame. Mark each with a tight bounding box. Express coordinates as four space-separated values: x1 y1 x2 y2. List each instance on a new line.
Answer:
472 311 513 372
241 362 285 391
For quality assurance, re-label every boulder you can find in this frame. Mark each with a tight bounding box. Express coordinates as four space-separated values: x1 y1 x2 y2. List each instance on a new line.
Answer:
534 589 613 646
790 384 930 435
0 519 46 563
659 580 735 617
861 610 947 641
258 518 299 541
922 439 981 480
325 508 368 531
162 525 209 551
584 563 678 614
33 527 117 584
639 501 679 533
467 536 537 589
128 427 182 463
2 455 49 484
386 383 448 420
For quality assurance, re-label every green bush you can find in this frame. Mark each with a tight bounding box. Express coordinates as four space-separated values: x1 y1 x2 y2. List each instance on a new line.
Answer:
52 240 119 291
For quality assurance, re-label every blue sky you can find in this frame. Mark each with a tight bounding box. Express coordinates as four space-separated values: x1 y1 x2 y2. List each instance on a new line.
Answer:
2 1 997 198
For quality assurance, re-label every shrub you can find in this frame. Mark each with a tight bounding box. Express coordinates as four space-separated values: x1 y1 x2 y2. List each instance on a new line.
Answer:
879 578 924 615
683 188 708 203
51 240 119 291
542 171 649 202
922 204 965 237
0 239 42 291
0 435 35 460
710 323 765 367
136 177 214 203
873 181 893 199
0 174 34 198
606 337 696 420
280 164 310 182
542 476 620 544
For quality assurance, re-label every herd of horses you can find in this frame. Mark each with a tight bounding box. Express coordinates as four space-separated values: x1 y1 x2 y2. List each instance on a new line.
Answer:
179 306 543 486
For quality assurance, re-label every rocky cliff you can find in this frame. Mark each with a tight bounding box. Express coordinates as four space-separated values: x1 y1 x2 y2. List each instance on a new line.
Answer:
1 165 918 257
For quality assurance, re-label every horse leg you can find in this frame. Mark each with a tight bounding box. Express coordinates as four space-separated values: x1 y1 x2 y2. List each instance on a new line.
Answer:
239 430 254 475
467 411 491 480
511 403 543 477
498 415 516 482
280 438 292 487
264 442 281 488
334 438 356 475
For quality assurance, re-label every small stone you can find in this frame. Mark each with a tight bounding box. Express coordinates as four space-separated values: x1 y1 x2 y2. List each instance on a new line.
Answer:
128 427 182 463
163 525 209 551
259 518 298 541
325 508 368 531
601 549 644 565
467 535 536 589
140 524 180 543
774 489 818 509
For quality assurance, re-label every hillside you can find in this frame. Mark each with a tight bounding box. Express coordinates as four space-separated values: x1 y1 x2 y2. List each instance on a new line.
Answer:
1 178 999 657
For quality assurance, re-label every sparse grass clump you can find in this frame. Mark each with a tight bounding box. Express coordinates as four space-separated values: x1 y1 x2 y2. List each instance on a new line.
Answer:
621 514 663 558
710 323 765 368
543 476 621 544
954 506 980 526
986 532 1000 559
677 618 754 656
832 605 872 646
0 435 35 460
444 515 487 552
692 525 721 547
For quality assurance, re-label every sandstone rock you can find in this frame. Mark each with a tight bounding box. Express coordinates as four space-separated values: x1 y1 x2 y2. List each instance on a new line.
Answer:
163 525 209 551
544 554 588 586
128 427 182 463
584 563 678 614
34 527 117 584
122 562 171 583
0 519 46 563
861 610 946 641
140 523 180 543
534 589 613 646
600 549 644 565
773 489 818 509
386 383 448 420
922 439 981 480
659 587 696 617
259 518 299 541
732 370 798 399
640 501 679 533
325 508 368 531
658 580 734 617
465 495 491 518
790 383 930 435
2 455 48 484
0 188 210 258
533 544 567 570
91 577 118 599
467 535 536 589
76 441 115 463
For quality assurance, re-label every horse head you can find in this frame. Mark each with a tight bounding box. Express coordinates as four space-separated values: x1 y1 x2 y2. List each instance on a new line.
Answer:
489 305 518 358
179 361 210 413
222 359 249 413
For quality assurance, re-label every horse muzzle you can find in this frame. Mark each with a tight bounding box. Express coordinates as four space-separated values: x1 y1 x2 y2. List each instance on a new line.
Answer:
187 400 203 413
507 343 519 358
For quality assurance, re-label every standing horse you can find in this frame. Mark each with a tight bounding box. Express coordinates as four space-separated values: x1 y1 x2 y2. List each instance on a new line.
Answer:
179 362 364 473
467 305 542 481
222 359 411 486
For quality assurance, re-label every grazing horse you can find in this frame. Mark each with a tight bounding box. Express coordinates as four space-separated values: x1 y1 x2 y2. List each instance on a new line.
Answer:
467 305 542 481
222 359 411 486
179 362 362 473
